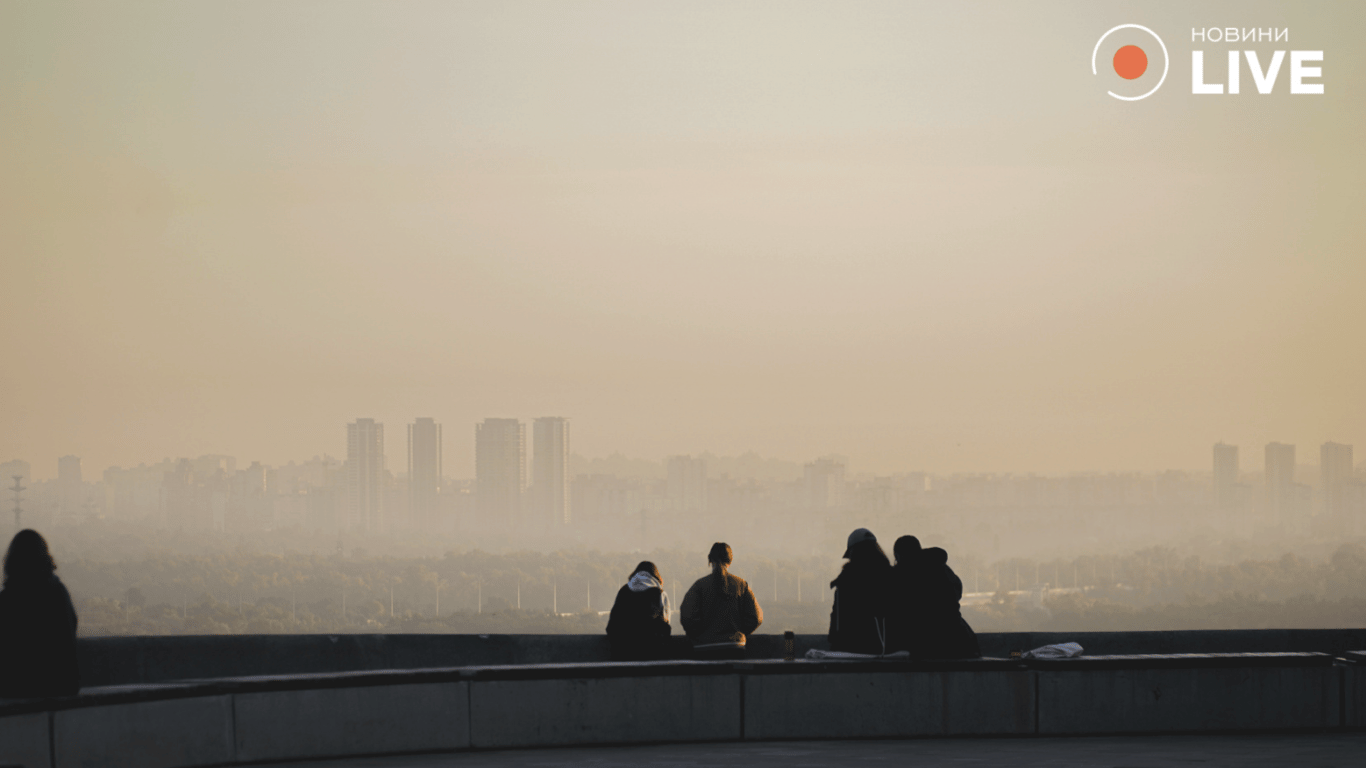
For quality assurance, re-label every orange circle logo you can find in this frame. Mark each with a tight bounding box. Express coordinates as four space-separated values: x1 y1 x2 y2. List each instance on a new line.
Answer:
1092 25 1168 101
1113 45 1148 80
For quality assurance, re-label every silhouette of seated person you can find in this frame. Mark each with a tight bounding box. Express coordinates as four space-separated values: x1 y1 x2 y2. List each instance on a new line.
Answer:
0 529 79 698
605 561 673 661
680 543 762 660
828 528 895 655
889 535 981 659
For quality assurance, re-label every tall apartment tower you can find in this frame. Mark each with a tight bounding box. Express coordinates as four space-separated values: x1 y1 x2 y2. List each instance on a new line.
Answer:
1212 443 1238 510
346 418 385 532
805 457 846 510
407 418 442 531
57 454 83 519
1321 442 1355 519
57 455 81 485
476 418 525 526
1265 442 1296 522
667 455 708 513
531 417 571 527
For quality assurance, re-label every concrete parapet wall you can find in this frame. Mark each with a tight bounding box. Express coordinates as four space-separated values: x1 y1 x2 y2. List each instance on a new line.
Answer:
234 682 469 762
471 674 741 748
0 650 1361 768
76 629 1366 687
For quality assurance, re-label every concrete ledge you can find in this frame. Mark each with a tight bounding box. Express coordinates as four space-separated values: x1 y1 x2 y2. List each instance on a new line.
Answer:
1037 664 1340 735
470 675 741 748
744 672 941 739
76 629 1366 687
0 648 1357 768
54 695 234 768
0 712 51 768
234 682 469 762
944 669 1035 735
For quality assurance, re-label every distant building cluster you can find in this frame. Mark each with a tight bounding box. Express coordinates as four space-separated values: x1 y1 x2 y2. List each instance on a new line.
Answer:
1211 441 1364 534
1 431 1363 552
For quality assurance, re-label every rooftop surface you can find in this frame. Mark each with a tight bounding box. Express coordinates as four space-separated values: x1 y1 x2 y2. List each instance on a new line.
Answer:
256 734 1366 768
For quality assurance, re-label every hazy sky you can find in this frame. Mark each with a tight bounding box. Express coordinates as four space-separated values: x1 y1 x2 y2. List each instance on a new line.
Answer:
2 1 1363 479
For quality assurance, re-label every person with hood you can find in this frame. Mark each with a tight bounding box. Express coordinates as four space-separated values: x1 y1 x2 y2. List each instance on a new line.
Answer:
889 535 981 659
0 529 79 698
605 561 673 660
828 528 895 655
680 543 762 659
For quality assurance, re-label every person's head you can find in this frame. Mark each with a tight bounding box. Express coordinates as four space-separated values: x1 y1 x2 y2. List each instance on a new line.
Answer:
632 561 662 583
842 528 890 567
893 535 922 566
4 529 56 586
707 542 733 568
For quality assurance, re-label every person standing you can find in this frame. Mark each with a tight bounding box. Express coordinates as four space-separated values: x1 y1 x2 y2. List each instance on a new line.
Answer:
0 530 80 698
605 561 673 660
680 543 762 659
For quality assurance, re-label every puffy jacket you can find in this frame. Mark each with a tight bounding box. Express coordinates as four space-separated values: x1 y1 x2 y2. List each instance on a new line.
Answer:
680 568 762 646
889 547 981 659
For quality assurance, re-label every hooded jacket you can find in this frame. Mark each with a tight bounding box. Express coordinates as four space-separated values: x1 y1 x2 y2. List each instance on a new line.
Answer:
606 572 672 660
889 547 981 659
680 568 762 647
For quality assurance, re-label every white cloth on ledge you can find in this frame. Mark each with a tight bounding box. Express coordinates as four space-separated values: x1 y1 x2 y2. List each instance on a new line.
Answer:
1022 642 1084 659
804 649 911 660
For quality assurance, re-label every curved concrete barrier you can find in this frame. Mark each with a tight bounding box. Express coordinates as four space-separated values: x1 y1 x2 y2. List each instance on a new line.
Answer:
76 628 1366 687
0 652 1358 768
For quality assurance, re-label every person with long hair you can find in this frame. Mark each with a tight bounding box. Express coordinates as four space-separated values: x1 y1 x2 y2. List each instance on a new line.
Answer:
828 528 895 655
679 543 762 659
605 561 673 661
0 529 79 698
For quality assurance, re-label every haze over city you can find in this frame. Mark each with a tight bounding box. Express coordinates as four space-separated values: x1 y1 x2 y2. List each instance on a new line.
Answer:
3 1 1363 478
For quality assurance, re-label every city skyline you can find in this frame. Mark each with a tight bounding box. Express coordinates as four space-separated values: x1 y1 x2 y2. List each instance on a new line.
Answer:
4 427 1362 484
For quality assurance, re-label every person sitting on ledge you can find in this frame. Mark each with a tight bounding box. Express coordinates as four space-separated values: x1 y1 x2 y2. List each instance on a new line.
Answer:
889 535 981 659
605 561 673 661
680 542 762 659
828 528 894 655
0 529 80 698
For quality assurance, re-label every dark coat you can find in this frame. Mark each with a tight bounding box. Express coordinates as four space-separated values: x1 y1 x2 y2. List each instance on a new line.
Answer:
605 583 671 661
828 558 894 655
0 574 80 698
889 548 981 659
680 569 762 646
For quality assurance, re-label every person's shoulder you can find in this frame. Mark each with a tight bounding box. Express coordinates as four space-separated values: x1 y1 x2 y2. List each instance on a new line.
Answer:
728 573 748 590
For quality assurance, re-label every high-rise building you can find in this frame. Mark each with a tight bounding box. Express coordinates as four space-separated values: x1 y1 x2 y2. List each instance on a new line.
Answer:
530 417 571 527
805 457 846 510
57 455 81 485
408 418 443 531
57 455 83 519
1321 442 1355 519
666 455 708 513
1212 443 1238 510
476 418 524 526
1265 442 1296 521
346 418 385 532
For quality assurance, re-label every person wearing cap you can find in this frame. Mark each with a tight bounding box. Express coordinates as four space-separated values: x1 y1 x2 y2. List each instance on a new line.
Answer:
828 528 895 655
889 535 981 659
680 543 762 659
605 561 673 661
